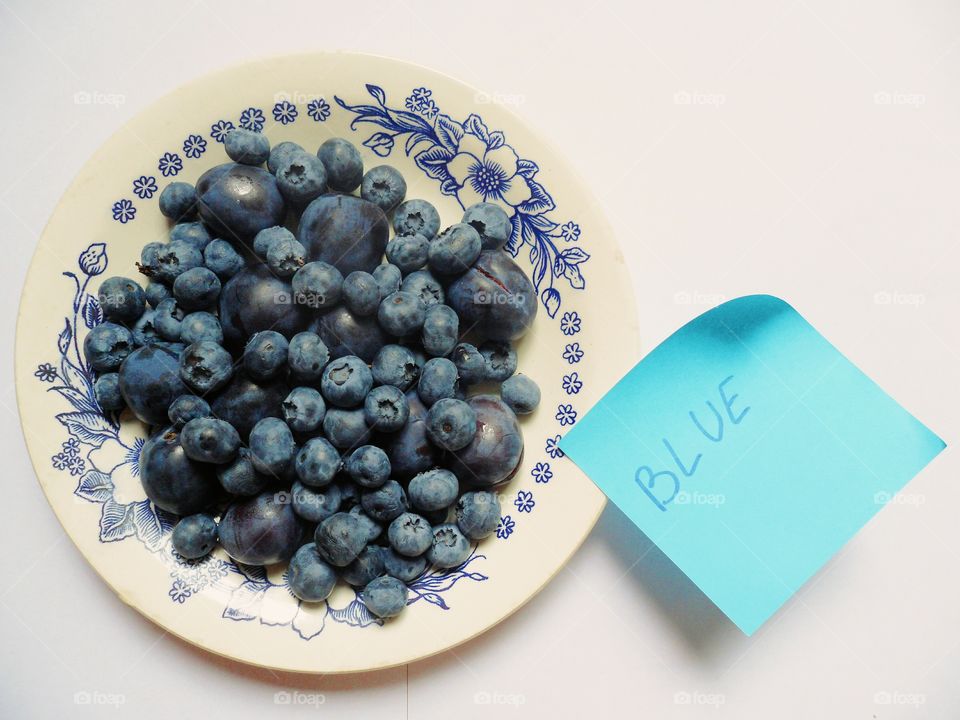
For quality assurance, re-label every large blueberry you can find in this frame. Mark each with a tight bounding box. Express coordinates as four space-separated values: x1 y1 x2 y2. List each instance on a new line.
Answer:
218 492 305 565
298 194 388 276
195 163 286 243
218 263 309 349
448 395 523 487
139 427 217 515
312 305 386 363
446 250 537 341
118 344 188 425
210 374 290 440
386 391 437 480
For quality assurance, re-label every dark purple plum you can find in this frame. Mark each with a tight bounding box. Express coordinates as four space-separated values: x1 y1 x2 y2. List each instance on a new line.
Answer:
218 492 305 565
195 163 286 243
448 395 523 487
446 250 537 341
386 391 437 480
312 306 386 363
298 194 388 276
119 344 189 425
218 263 309 349
210 374 290 440
139 427 217 515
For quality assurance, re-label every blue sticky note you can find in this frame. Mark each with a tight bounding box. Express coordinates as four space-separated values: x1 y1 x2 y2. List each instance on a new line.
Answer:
560 295 944 635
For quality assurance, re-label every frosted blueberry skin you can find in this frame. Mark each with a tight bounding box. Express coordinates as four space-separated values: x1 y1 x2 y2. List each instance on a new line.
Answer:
178 341 233 395
408 468 459 512
218 264 309 350
287 331 330 385
313 306 386 364
426 398 477 451
341 544 385 587
196 163 286 243
253 225 294 260
378 291 426 337
298 194 389 276
282 386 326 433
97 276 145 324
401 269 445 307
139 427 217 515
275 152 328 207
417 357 458 407
382 547 427 583
363 384 409 433
348 505 383 543
449 395 523 487
267 141 305 175
210 374 289 441
203 239 245 280
219 492 305 565
385 234 429 274
361 164 407 212
447 250 538 341
94 372 124 411
317 137 363 192
372 344 420 390
172 514 218 559
322 407 371 451
144 281 171 309
84 322 134 372
243 330 290 382
388 512 433 557
181 417 240 464
345 445 391 489
287 543 337 602
479 340 517 382
427 523 471 569
361 576 408 619
372 263 402 298
320 355 374 408
158 181 197 220
172 267 221 311
217 448 268 497
291 480 341 523
392 199 440 239
291 260 343 311
342 271 381 317
153 298 185 341
179 311 223 345
266 235 307 278
456 490 501 540
151 240 204 286
294 437 341 487
422 304 459 357
167 395 210 428
452 342 485 385
315 512 367 567
224 128 270 166
386 391 437 480
119 344 188 425
131 309 160 347
500 373 541 415
462 202 511 251
249 417 296 476
360 479 407 523
169 221 213 251
428 223 482 277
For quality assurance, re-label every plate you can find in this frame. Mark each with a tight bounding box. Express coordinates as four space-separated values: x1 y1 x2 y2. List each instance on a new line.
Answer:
15 53 639 673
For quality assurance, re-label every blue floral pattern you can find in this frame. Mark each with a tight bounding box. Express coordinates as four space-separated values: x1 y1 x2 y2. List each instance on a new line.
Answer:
111 199 136 224
132 176 157 200
531 462 553 484
545 434 565 459
182 134 207 159
496 516 516 539
307 98 331 122
158 152 182 177
272 100 297 125
210 119 235 142
555 404 578 427
562 371 582 395
514 491 536 513
560 311 581 336
562 342 584 364
239 107 264 132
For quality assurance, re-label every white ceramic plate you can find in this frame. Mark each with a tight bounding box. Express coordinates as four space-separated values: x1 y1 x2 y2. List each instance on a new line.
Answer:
15 53 638 673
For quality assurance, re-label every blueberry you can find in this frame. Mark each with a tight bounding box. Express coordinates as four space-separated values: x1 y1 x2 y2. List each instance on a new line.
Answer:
144 281 171 309
249 417 296 476
314 305 387 363
282 386 325 433
382 547 427 582
372 344 420 389
181 417 240 464
83 322 133 372
479 341 517 382
132 309 160 346
196 163 286 243
141 242 163 270
97 276 146 324
172 513 218 559
153 298 185 341
456 491 501 540
153 240 203 285
408 468 459 512
217 448 269 496
299 194 388 276
401 269 445 307
119 345 188 425
172 266 221 311
203 239 245 280
447 250 537 341
501 374 540 415
342 271 380 316
346 445 391 488
417 357 458 406
385 234 429 274
169 221 212 251
253 226 294 260
363 384 409 432
348 505 383 543
372 263 402 298
422 304 459 357
243 330 290 382
317 137 363 192
361 576 407 619
268 141 305 175
452 342 485 385
180 311 223 345
287 331 330 384
386 391 437 480
322 407 370 450
393 199 440 239
428 223 481 276
167 395 210 427
341 545 385 587
94 373 124 411
139 427 216 515
449 395 523 487
276 151 328 207
287 543 337 602
179 341 234 394
291 480 341 523
378 291 426 337
314 512 367 567
210 374 289 440
361 165 406 211
427 523 471 569
218 264 308 349
426 398 477 451
321 355 373 408
266 235 306 278
387 512 433 557
337 479 361 510
462 202 511 251
291 261 342 310
219 492 304 565
360 479 407 523
159 181 197 220
224 128 270 165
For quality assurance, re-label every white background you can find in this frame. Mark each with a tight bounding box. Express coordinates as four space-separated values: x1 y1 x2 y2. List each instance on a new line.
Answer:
2 1 959 717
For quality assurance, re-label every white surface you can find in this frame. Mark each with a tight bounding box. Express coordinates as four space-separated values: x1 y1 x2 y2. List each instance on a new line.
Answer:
2 0 958 717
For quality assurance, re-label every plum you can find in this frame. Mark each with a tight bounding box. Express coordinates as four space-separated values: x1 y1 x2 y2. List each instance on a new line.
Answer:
195 163 286 243
210 374 290 440
218 263 309 349
139 427 217 515
386 391 437 480
312 305 386 363
218 492 305 565
448 395 523 487
298 194 388 276
446 250 537 341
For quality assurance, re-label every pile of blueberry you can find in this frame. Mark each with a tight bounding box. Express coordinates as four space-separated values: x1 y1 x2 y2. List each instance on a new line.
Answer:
84 129 543 619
